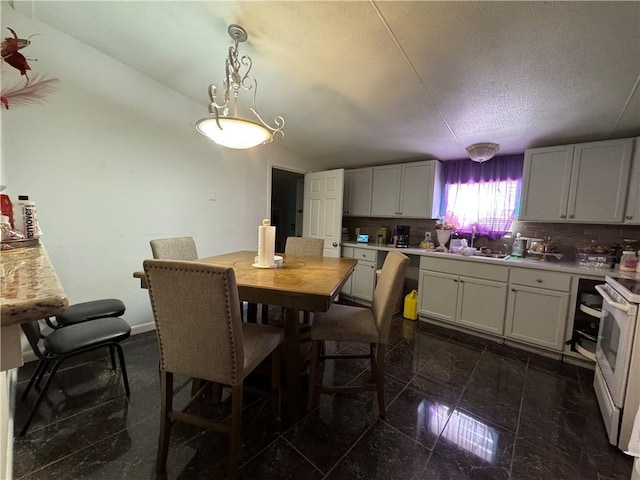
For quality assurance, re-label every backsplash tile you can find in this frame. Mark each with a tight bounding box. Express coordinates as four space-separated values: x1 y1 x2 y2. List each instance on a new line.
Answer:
342 216 639 261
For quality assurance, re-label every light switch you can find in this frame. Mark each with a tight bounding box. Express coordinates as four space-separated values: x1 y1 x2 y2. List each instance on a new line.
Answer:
208 188 216 201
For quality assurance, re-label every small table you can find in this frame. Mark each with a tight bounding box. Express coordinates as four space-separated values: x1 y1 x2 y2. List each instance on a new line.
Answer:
134 250 356 420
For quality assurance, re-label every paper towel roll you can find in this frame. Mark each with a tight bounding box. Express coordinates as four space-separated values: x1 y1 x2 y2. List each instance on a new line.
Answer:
258 219 275 267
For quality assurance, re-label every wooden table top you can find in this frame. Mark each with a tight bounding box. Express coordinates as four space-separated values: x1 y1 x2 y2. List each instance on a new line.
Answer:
134 250 356 312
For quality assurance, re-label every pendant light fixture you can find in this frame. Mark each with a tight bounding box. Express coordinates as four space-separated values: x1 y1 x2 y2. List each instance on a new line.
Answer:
466 143 500 163
196 24 285 149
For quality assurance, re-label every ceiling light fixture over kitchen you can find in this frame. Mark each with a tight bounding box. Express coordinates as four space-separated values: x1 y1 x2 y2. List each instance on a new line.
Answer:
466 143 500 163
195 24 285 149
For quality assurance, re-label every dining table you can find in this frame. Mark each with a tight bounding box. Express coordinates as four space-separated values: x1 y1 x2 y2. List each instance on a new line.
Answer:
133 250 357 421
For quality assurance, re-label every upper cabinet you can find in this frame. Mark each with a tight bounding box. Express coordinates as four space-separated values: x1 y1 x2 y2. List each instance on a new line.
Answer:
370 160 441 219
343 167 372 216
519 138 634 223
623 138 640 225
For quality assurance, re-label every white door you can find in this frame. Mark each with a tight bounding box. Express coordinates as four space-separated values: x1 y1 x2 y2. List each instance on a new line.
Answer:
303 169 344 258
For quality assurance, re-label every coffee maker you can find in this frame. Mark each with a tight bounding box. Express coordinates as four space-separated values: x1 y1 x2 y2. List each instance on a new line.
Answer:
396 225 410 248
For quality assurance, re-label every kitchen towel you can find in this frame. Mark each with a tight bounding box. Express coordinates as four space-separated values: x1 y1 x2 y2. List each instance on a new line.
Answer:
257 218 275 267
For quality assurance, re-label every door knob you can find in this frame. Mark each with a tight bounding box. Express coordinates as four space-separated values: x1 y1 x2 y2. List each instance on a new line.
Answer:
332 242 338 247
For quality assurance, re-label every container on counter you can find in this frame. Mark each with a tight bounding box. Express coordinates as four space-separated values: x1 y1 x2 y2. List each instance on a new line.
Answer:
619 251 638 272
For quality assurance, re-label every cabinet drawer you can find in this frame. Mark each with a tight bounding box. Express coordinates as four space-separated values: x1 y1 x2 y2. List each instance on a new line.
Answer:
342 247 354 258
353 248 377 262
509 268 572 291
420 256 508 282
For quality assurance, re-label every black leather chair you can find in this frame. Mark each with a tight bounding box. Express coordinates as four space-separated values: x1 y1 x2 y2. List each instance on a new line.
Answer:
45 298 126 329
19 317 131 436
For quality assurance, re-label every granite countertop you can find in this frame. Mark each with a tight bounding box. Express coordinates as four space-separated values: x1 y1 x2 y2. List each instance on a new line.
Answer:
1 243 68 326
341 241 640 279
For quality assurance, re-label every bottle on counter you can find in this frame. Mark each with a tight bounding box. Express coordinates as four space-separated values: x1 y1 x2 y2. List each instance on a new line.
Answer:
511 232 524 257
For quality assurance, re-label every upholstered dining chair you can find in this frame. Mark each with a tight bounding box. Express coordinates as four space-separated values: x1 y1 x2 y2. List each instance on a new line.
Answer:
260 236 325 325
143 259 284 479
307 251 409 418
284 236 324 256
19 316 131 436
150 236 198 261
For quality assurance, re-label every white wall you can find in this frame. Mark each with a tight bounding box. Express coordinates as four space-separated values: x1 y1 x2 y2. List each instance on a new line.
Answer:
1 6 311 328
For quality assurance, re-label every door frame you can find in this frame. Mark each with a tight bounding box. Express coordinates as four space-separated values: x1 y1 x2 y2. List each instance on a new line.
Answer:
267 161 308 219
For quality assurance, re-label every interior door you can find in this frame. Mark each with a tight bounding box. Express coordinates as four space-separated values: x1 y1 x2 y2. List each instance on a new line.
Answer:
303 169 344 258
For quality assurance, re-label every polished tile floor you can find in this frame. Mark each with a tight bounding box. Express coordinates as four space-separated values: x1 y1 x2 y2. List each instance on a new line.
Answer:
13 314 634 480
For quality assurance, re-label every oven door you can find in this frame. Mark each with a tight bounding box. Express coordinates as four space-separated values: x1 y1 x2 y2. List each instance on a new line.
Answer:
595 284 638 408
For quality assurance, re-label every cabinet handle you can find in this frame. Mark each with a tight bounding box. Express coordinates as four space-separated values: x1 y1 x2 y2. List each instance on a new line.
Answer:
568 214 574 218
459 280 464 284
627 215 633 220
536 278 543 283
560 214 566 219
454 279 458 283
511 288 516 292
332 242 338 247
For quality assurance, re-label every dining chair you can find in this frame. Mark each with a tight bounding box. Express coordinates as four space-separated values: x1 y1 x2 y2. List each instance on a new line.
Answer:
284 236 324 256
260 236 325 325
19 316 131 436
143 259 284 479
45 298 126 329
307 251 409 417
150 236 198 261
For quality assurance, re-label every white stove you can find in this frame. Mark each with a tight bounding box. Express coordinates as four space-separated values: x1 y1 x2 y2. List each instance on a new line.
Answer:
594 275 640 452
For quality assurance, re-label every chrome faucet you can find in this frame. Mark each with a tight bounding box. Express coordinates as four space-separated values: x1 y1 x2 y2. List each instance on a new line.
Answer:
502 243 510 255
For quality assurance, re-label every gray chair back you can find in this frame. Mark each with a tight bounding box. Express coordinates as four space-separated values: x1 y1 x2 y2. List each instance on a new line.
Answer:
372 252 410 343
143 259 244 386
284 237 324 256
150 237 198 260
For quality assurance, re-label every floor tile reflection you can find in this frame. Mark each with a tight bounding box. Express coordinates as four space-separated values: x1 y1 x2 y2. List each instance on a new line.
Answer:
12 317 634 479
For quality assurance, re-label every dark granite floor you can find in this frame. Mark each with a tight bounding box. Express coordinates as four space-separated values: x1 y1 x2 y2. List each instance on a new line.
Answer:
13 314 634 480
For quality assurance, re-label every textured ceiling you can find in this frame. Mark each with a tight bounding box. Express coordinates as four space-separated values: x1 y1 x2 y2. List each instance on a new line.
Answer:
10 1 640 169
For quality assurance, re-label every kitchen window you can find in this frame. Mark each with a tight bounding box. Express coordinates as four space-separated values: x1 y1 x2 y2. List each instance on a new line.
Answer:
442 155 524 240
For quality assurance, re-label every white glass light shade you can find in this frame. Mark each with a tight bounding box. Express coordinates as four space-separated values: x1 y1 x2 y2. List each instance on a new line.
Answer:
196 117 271 149
466 143 500 163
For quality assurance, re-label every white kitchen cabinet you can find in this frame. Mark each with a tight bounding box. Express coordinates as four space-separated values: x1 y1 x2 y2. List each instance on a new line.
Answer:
340 247 354 295
343 168 372 216
505 269 571 351
418 256 508 335
341 247 378 304
371 160 441 219
623 137 640 225
520 138 633 223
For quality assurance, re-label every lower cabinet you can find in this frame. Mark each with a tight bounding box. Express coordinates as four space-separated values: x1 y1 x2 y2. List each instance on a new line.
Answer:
418 256 572 353
505 269 571 351
418 257 508 336
341 247 379 305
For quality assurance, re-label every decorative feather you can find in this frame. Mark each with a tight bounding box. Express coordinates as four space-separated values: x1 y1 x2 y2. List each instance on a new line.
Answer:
0 74 59 109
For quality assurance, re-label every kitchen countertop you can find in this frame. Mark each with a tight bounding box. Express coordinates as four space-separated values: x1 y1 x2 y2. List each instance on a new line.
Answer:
341 241 640 280
1 243 68 326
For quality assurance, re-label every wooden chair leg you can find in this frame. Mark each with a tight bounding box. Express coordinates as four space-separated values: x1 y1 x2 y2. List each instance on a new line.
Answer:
271 345 282 416
228 384 243 479
307 340 321 412
375 344 387 419
156 371 173 473
261 305 270 325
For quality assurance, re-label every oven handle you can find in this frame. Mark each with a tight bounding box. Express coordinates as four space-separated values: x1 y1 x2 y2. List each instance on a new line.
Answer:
595 284 632 313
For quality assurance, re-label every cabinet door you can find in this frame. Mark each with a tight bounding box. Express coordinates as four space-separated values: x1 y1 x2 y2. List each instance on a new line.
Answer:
505 285 569 351
346 168 372 216
352 260 376 302
371 165 401 216
400 160 441 218
457 276 507 335
568 139 633 223
418 270 458 323
623 137 640 225
519 145 574 221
